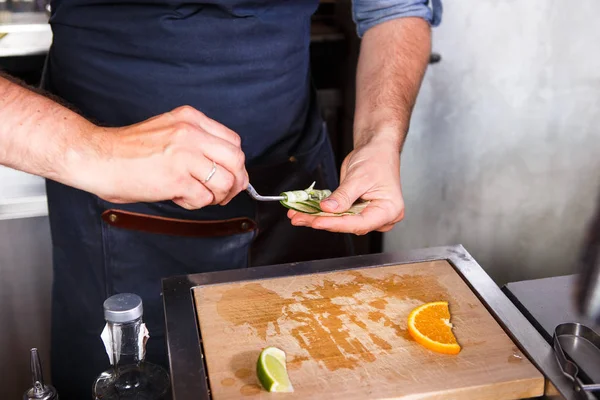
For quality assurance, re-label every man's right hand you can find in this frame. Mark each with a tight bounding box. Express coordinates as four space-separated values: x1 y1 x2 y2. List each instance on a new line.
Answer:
72 106 249 209
1 76 246 209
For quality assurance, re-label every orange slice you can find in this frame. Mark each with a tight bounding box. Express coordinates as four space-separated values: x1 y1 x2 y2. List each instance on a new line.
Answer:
407 301 461 355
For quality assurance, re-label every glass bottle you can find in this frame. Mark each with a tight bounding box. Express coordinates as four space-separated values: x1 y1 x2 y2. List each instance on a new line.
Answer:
23 348 59 400
93 293 170 400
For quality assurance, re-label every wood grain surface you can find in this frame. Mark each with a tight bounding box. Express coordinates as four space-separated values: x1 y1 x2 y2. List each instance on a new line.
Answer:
193 260 544 399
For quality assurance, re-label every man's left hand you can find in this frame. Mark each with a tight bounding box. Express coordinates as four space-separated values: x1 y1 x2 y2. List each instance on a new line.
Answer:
288 137 405 235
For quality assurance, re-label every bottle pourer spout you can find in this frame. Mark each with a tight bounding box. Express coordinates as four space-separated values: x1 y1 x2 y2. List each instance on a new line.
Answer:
31 348 45 393
23 348 59 400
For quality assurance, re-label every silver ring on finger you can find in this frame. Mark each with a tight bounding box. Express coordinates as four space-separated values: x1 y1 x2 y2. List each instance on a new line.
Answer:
204 161 217 182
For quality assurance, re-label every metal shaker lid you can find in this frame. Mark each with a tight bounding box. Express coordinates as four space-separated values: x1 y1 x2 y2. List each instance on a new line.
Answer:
103 293 143 323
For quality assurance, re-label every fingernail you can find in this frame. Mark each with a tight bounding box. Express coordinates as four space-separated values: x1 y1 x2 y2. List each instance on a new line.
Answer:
293 219 307 227
322 199 338 210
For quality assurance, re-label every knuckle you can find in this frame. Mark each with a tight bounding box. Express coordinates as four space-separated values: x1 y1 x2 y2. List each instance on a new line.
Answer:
230 132 242 146
185 185 212 208
221 172 234 189
200 189 214 205
173 122 193 137
234 149 246 168
175 105 198 119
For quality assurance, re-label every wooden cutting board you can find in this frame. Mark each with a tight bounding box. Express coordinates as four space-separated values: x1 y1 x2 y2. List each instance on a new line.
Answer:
193 260 544 399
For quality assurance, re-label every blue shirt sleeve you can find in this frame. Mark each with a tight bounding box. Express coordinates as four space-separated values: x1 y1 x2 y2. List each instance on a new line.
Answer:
353 0 443 37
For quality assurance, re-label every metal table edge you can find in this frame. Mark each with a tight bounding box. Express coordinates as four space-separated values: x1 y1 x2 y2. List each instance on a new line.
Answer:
161 244 576 400
501 285 555 343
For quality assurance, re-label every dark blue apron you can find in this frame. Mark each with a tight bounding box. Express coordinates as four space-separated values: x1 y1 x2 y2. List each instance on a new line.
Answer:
43 0 353 397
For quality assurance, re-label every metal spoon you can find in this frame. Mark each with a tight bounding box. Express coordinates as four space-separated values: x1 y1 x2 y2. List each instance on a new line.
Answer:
246 184 285 202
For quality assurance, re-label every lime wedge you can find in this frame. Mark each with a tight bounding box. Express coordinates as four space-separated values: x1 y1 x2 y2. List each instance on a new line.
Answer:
256 347 294 393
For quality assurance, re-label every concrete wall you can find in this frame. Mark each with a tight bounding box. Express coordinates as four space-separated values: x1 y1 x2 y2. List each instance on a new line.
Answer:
384 0 600 284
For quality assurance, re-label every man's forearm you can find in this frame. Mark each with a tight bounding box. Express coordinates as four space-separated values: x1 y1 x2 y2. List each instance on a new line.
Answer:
0 74 97 185
354 17 431 150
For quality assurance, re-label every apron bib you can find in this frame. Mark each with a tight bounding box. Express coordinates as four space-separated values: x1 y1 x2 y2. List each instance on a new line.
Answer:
42 1 353 397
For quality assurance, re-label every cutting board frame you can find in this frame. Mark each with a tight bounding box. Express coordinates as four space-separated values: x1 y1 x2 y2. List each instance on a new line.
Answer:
161 245 575 400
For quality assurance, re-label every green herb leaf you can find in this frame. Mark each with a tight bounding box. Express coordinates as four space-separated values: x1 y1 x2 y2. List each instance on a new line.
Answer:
280 182 369 216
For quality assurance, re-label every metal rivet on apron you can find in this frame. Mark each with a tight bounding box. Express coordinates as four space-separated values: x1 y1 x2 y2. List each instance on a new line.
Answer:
109 213 118 223
241 222 249 231
289 156 297 163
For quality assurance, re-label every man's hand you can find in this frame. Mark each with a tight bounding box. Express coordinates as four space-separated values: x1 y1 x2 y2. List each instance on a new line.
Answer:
287 17 431 234
288 136 404 235
0 75 247 209
74 106 249 209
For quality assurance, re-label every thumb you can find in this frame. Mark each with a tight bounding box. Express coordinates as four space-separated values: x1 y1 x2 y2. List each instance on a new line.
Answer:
321 178 364 213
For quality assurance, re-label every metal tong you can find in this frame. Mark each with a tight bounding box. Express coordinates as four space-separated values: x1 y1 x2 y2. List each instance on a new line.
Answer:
246 184 285 202
553 322 600 399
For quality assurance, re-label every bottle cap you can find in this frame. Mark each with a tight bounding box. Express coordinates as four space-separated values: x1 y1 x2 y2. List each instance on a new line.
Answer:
103 293 143 323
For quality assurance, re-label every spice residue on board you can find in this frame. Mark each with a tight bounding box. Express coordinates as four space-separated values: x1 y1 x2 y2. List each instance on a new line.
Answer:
221 377 235 387
240 384 261 396
235 368 252 379
216 271 452 372
368 311 411 341
288 355 309 370
217 283 292 340
369 333 392 350
347 272 450 304
369 299 388 310
288 278 377 370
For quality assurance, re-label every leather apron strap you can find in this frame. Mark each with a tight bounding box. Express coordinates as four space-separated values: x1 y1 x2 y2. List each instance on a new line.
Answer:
101 209 256 237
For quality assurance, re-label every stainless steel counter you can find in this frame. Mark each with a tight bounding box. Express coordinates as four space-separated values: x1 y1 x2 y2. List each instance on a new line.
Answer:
161 244 578 400
504 275 598 342
504 275 600 394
